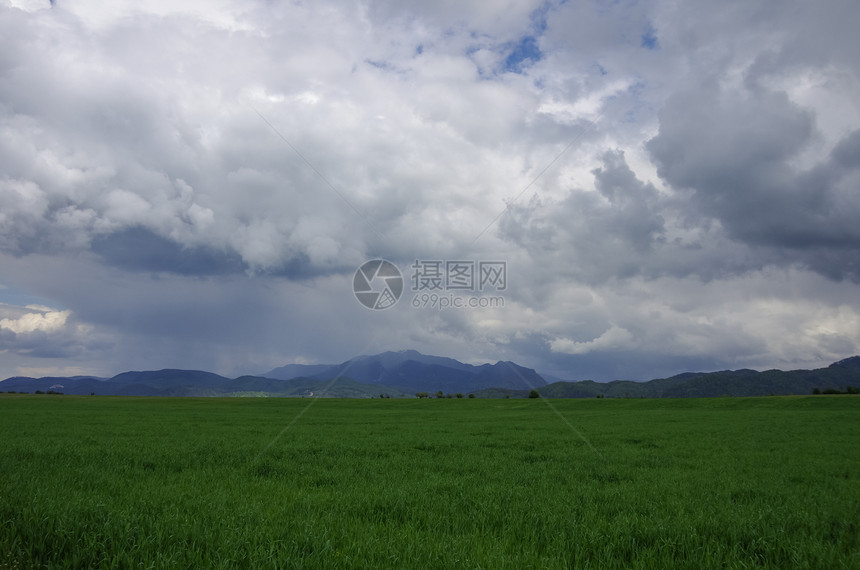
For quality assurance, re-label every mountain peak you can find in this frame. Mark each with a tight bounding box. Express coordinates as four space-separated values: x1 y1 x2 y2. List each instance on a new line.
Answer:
829 356 860 369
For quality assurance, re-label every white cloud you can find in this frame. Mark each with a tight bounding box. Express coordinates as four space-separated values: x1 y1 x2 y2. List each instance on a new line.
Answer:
6 0 47 13
0 305 69 334
550 325 635 355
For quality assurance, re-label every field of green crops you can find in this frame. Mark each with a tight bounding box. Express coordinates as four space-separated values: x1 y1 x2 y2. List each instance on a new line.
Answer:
1 394 858 568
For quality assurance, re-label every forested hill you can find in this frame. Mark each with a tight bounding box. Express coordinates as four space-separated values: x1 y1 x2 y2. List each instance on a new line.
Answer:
480 356 860 398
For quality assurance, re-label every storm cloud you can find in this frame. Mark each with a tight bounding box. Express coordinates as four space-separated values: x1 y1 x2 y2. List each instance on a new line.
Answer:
1 0 858 381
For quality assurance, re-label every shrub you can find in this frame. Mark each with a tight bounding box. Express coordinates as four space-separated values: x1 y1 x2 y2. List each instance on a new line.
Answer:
468 393 475 398
528 390 540 399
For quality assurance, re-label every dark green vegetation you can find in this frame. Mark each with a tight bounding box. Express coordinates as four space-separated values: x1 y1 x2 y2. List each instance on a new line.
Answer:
814 386 860 395
1 395 859 568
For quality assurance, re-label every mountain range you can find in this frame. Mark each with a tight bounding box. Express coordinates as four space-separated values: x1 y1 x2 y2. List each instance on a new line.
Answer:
265 349 546 393
0 350 545 398
1 351 859 398
486 356 860 399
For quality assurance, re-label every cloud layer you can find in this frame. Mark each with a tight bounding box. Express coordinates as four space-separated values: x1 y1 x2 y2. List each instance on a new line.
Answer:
1 0 859 380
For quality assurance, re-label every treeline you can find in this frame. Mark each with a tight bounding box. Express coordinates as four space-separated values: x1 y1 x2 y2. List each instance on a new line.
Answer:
812 386 859 395
415 391 476 399
2 390 65 395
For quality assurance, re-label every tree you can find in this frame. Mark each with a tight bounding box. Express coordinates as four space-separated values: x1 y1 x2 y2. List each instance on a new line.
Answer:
416 392 429 399
435 390 444 399
455 393 464 398
528 390 540 399
468 393 475 398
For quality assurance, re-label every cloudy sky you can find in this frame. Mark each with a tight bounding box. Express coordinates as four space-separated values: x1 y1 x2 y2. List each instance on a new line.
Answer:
1 0 859 382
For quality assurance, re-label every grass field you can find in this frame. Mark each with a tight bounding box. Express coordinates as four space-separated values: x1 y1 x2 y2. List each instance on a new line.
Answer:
1 395 858 568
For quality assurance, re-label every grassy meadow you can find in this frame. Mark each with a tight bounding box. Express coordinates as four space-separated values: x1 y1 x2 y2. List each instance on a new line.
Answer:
1 394 858 568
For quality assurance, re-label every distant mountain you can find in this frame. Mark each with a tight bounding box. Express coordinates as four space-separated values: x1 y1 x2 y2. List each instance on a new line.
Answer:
265 350 546 393
538 373 571 385
110 370 233 396
514 356 860 399
0 375 107 395
3 354 859 399
0 368 405 398
228 376 406 398
264 363 334 381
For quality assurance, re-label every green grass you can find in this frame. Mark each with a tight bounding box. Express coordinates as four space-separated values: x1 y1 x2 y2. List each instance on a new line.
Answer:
1 395 858 568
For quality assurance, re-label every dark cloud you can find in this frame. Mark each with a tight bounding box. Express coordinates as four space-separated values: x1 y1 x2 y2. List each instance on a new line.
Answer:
498 150 686 284
539 350 751 383
647 82 860 280
0 328 78 358
91 227 247 276
831 128 860 169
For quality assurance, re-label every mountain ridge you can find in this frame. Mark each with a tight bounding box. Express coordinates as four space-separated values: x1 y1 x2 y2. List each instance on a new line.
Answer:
480 358 860 399
264 350 546 393
2 352 859 398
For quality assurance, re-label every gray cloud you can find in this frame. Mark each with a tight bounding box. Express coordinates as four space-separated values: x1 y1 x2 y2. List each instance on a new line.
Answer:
497 149 763 284
1 0 859 380
647 82 860 280
0 302 112 360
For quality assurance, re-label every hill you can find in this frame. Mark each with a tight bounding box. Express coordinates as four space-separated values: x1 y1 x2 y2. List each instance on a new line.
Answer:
524 356 860 398
0 369 405 398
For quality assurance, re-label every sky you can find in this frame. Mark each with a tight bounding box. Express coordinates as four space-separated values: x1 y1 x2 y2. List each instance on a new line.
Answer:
1 0 859 382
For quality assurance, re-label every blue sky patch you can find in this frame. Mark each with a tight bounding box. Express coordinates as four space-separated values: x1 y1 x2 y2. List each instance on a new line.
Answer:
641 25 659 50
0 285 64 311
504 35 543 72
